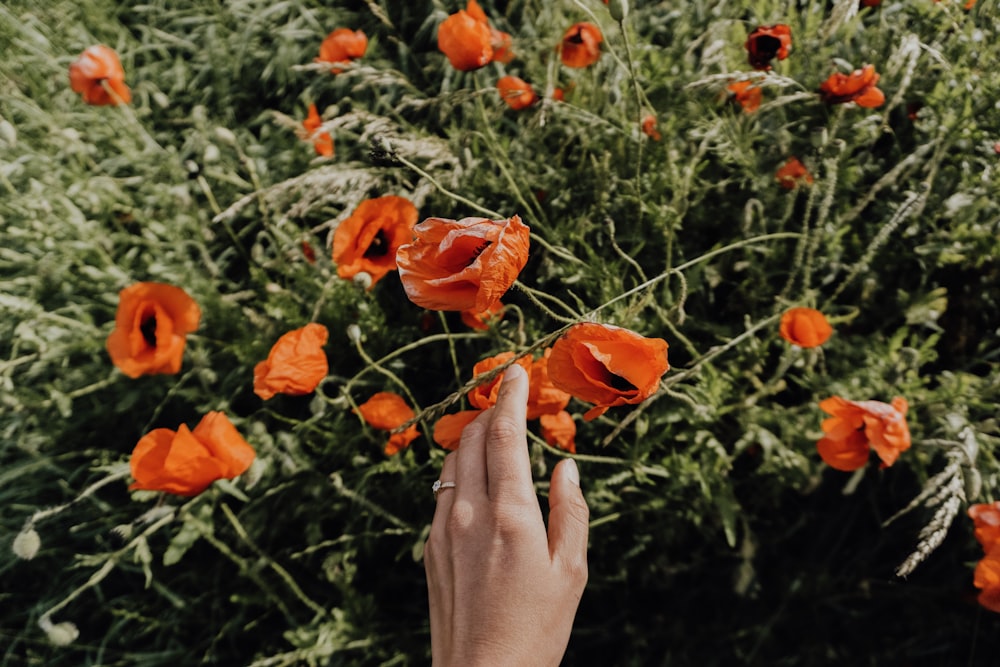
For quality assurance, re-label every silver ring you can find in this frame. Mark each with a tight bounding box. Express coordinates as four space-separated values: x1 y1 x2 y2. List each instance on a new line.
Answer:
432 480 456 500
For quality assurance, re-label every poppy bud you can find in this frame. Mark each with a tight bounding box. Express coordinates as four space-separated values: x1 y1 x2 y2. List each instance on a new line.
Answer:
12 527 40 560
347 323 363 344
353 271 373 290
203 144 220 164
608 0 629 21
214 127 238 145
39 618 79 647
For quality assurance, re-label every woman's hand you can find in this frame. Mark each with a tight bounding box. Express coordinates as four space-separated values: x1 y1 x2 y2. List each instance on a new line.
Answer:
425 363 590 667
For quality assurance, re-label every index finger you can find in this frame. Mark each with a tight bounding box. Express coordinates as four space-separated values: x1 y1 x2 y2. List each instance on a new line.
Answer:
485 363 534 503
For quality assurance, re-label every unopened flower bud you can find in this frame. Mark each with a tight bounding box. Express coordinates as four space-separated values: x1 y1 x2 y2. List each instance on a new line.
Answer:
12 527 40 560
214 126 238 146
203 144 220 163
39 618 79 646
346 324 363 344
352 271 373 290
608 0 629 21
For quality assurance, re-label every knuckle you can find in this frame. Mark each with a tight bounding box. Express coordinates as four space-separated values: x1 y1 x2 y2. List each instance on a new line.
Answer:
487 416 523 444
445 499 478 535
564 556 589 589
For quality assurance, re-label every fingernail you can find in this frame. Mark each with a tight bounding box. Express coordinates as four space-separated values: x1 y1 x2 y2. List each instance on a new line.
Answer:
564 458 580 486
503 363 526 383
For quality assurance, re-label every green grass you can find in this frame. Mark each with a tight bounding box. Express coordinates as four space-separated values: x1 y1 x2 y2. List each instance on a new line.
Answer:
3 0 1000 664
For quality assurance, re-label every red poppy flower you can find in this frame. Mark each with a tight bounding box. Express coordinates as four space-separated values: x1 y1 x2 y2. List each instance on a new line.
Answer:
438 9 493 71
301 104 334 157
130 412 256 497
775 157 814 189
816 396 911 471
819 64 885 107
779 307 832 348
468 352 534 410
540 410 576 454
728 80 762 113
253 323 329 400
433 410 483 451
106 282 201 378
974 552 1000 613
69 45 131 106
301 240 317 264
547 323 670 421
744 24 792 71
396 214 530 312
970 502 1000 552
559 22 603 68
317 28 367 73
641 114 662 141
527 349 571 420
860 0 881 7
460 301 504 330
333 196 418 287
497 75 537 110
357 392 420 455
465 0 514 64
969 503 1000 613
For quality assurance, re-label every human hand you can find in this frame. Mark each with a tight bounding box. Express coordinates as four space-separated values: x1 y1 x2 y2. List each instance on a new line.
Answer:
425 363 590 667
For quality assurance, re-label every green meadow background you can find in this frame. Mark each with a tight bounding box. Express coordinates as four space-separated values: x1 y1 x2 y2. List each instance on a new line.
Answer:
2 0 999 664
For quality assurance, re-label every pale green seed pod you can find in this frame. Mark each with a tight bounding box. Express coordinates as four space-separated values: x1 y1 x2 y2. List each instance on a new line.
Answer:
12 527 40 560
608 0 629 21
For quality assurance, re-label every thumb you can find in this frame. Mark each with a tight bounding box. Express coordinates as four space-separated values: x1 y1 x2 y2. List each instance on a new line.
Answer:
547 459 590 568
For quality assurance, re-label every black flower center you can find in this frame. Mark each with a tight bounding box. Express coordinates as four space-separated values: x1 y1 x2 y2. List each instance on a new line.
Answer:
607 372 637 392
140 315 157 348
364 230 389 258
755 35 781 58
467 240 492 267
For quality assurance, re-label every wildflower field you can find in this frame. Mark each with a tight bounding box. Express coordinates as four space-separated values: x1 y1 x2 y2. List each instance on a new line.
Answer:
3 0 1000 664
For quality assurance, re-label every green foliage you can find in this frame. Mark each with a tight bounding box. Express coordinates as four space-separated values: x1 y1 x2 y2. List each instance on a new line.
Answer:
2 0 1000 664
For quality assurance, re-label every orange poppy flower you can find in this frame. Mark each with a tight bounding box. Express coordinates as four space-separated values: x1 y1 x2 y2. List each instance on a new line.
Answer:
253 323 329 400
970 502 1000 613
333 196 418 287
460 301 504 330
744 24 792 71
779 307 832 348
547 323 670 421
302 104 334 157
816 396 911 471
316 28 368 73
527 349 571 420
970 502 1000 552
433 410 483 451
641 114 662 141
130 411 256 497
465 0 514 64
775 157 814 189
497 75 537 110
559 22 603 68
106 282 201 378
540 410 576 454
396 214 530 312
728 80 762 113
438 9 493 71
468 352 534 410
974 552 1000 613
69 45 131 106
819 64 885 107
357 392 420 455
